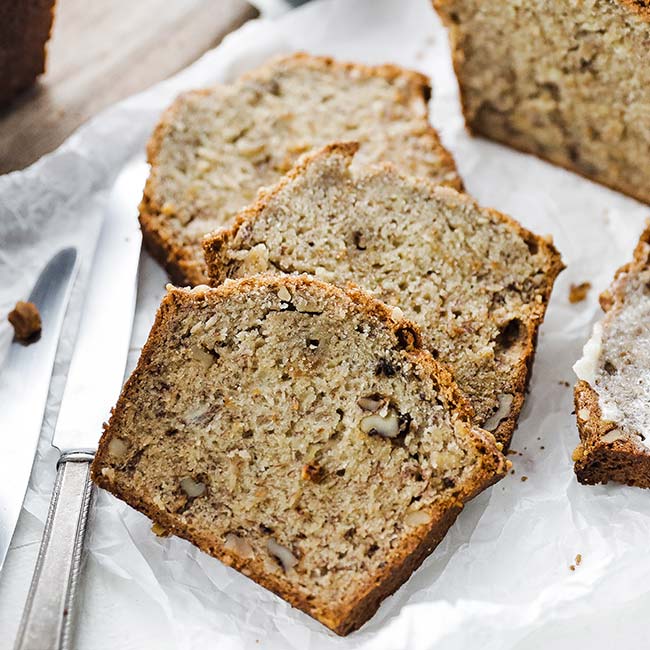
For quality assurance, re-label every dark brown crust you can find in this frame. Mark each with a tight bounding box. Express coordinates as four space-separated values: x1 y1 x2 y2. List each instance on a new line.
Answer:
91 274 508 635
139 52 463 287
203 142 565 449
432 0 650 206
572 225 650 487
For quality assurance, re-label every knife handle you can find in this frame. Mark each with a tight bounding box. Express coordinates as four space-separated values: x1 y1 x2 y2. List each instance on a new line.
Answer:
14 452 94 650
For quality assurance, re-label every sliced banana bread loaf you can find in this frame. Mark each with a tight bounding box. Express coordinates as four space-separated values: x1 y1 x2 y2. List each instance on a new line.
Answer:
91 276 508 635
434 0 650 204
573 226 650 488
140 52 461 286
204 143 564 448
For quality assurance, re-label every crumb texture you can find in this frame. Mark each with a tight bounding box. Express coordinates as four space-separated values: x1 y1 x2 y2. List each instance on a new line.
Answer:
91 276 506 634
205 144 563 447
141 52 461 285
434 0 650 204
8 300 42 343
573 227 650 487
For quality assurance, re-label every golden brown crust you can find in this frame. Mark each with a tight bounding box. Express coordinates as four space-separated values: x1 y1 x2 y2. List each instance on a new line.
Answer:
139 52 462 286
139 89 213 287
573 225 650 487
616 0 650 20
204 142 564 449
92 274 507 634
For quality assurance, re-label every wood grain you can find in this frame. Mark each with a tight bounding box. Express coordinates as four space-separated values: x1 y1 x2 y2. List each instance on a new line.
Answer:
0 0 257 174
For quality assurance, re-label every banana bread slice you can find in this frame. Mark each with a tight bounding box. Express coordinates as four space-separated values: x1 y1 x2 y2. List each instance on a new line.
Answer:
91 275 508 635
573 226 650 488
204 143 564 448
433 0 650 204
140 52 461 286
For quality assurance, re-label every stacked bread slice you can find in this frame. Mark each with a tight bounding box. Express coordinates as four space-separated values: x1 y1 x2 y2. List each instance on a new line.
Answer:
573 227 650 487
139 53 461 285
204 142 563 448
93 53 562 634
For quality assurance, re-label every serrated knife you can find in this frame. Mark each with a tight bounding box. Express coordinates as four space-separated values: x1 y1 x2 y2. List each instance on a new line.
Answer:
0 247 79 574
14 159 148 650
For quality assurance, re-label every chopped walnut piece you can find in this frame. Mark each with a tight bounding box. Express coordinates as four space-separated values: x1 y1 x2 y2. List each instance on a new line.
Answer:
301 462 325 483
569 282 591 304
8 301 42 343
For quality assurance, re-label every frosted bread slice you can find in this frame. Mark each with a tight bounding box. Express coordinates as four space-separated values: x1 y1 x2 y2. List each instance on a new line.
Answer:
140 52 461 286
573 227 650 488
204 143 564 448
91 275 508 635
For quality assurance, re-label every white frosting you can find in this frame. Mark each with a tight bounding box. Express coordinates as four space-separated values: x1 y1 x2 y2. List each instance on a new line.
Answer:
573 322 603 384
574 274 650 448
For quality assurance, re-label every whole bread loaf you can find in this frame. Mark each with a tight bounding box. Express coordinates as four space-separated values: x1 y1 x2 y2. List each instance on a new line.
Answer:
434 0 650 204
204 143 564 448
140 52 461 285
573 226 650 487
91 275 508 634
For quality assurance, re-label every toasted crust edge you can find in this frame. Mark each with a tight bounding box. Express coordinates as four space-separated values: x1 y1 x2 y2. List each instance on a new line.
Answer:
139 52 462 287
203 142 565 449
573 225 650 487
432 0 650 206
91 274 508 635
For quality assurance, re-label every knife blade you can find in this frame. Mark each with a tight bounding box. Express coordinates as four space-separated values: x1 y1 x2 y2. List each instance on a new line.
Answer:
52 159 147 456
0 247 78 574
14 158 148 650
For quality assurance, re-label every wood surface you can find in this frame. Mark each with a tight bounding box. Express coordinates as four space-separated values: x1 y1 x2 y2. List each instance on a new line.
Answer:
0 0 257 174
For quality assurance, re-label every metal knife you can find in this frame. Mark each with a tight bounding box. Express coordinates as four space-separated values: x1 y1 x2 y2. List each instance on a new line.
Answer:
14 159 148 650
0 247 78 574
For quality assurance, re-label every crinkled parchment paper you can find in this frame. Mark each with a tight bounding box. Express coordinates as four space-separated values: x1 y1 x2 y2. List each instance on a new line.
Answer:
1 1 650 648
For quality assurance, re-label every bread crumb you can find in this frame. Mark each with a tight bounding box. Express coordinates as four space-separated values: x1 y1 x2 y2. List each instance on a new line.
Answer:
8 301 42 343
521 476 528 482
569 564 576 571
572 445 585 462
576 553 582 565
151 522 171 537
569 282 591 304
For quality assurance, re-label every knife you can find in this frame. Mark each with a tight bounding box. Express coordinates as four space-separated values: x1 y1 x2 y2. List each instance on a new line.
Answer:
14 159 148 650
0 247 78 574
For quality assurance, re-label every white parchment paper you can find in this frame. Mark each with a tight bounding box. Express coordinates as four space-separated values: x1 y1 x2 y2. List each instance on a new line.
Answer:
1 1 650 648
